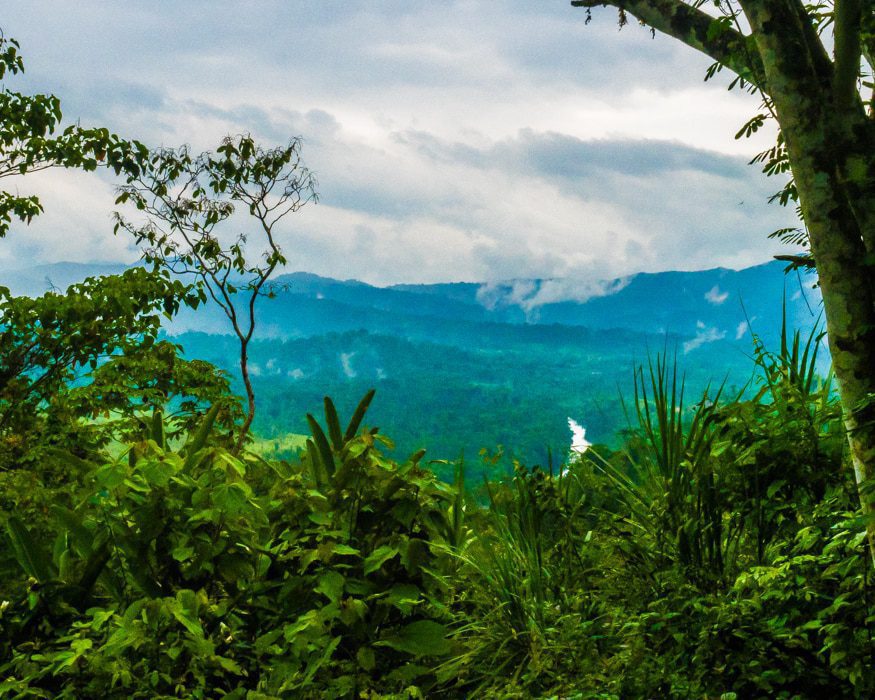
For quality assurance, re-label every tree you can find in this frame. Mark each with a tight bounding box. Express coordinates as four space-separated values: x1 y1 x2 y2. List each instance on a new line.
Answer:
0 30 230 466
0 269 207 465
0 31 148 238
570 0 875 559
114 135 318 453
69 338 241 444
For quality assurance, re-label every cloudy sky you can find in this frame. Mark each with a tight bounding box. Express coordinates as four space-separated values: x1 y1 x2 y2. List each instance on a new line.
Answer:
0 1 795 286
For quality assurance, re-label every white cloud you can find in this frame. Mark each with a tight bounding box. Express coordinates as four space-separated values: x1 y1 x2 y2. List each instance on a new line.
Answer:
705 285 730 305
0 2 796 284
0 169 139 269
684 322 727 353
475 275 630 315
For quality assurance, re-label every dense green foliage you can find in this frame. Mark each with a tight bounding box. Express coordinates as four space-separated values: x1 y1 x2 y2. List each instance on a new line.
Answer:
1 396 460 698
3 320 874 697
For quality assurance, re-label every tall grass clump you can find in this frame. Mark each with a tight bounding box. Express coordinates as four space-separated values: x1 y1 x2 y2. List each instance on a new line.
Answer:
437 464 614 696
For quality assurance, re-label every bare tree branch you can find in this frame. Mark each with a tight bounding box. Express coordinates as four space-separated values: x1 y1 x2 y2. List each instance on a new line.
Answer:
115 134 317 455
571 0 765 87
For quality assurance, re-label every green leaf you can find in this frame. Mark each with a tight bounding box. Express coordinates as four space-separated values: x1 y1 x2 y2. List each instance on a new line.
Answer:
150 409 165 448
307 413 335 477
377 620 451 657
212 483 250 516
344 388 376 442
51 506 94 557
299 636 341 686
306 438 325 486
172 545 195 562
171 594 204 638
316 570 345 604
5 516 57 582
323 396 343 450
212 655 243 674
356 646 376 671
183 403 221 467
73 539 112 604
332 543 360 556
386 584 422 614
363 545 399 575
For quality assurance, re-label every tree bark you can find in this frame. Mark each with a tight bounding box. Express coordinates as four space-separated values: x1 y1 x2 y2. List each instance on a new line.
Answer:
234 339 255 456
571 0 766 86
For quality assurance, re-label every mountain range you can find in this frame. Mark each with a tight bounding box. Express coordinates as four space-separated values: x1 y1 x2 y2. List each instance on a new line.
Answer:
2 259 822 345
2 259 826 474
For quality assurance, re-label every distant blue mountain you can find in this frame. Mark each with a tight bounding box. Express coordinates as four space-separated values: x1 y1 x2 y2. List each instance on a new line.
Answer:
252 261 823 354
0 258 828 463
3 260 823 352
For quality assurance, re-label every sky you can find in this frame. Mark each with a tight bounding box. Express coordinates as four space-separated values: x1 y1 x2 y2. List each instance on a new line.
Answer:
0 1 796 287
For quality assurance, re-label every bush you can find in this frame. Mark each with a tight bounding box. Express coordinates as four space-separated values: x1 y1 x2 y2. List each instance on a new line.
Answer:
1 395 459 698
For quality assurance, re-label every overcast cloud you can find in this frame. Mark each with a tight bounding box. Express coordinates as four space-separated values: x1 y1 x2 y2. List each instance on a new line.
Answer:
0 1 795 285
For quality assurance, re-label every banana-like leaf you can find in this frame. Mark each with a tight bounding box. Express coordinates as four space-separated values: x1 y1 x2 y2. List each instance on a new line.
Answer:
183 404 221 468
377 620 451 657
125 546 164 597
6 516 57 582
51 506 94 558
73 538 112 605
150 409 166 449
307 413 335 477
128 442 144 468
42 448 99 475
323 396 343 450
306 438 325 486
344 389 376 442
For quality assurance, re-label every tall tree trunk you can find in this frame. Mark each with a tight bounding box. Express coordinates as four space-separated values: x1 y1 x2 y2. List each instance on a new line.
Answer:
834 111 875 257
234 339 256 455
744 0 875 561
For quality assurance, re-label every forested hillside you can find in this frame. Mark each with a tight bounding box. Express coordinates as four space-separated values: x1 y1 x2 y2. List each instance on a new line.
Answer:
6 260 824 471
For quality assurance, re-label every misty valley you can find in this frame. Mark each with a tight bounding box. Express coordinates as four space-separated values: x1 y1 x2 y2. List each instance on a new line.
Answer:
7 259 823 476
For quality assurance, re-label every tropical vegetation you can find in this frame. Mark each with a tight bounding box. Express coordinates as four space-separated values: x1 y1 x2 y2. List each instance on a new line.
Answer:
4 6 875 696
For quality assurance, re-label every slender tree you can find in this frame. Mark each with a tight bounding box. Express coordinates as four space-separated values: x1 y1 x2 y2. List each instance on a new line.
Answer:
569 0 875 560
115 135 318 453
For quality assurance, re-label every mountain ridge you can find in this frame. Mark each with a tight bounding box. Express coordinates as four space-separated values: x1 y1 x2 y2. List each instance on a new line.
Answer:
0 258 827 463
2 259 823 349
